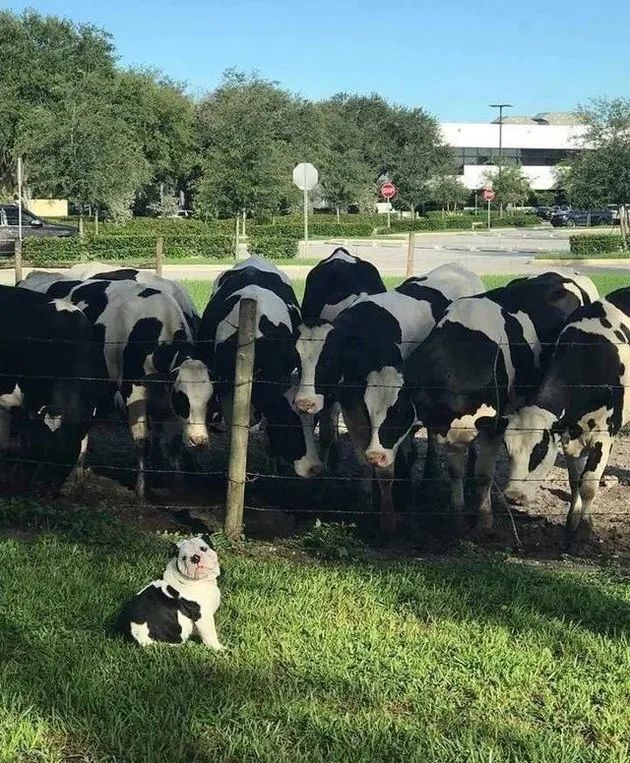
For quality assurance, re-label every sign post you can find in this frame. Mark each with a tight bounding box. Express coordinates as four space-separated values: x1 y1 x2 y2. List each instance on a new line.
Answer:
483 187 495 229
293 162 318 257
380 182 397 228
17 156 23 245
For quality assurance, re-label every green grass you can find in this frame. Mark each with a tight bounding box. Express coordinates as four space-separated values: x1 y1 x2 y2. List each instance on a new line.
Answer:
184 273 630 313
1 503 629 762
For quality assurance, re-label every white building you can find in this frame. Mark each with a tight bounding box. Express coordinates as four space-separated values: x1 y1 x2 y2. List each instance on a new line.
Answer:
439 112 588 191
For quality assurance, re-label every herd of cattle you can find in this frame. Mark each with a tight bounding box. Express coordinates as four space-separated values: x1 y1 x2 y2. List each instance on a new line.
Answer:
1 249 628 544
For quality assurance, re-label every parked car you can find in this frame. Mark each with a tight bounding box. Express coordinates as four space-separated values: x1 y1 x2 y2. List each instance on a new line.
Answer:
550 208 616 228
0 204 77 254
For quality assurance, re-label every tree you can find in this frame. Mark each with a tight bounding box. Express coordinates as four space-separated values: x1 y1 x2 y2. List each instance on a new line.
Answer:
315 100 373 218
0 10 116 190
428 175 470 211
482 165 531 208
565 98 630 208
195 70 306 219
18 75 149 217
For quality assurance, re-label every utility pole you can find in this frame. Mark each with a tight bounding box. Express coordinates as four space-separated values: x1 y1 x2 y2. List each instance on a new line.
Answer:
489 103 512 216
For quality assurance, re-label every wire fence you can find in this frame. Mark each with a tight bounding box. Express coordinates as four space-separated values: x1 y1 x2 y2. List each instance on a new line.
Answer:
1 293 629 544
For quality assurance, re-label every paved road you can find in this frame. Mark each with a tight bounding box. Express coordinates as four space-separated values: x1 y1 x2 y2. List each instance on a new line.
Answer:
1 228 627 284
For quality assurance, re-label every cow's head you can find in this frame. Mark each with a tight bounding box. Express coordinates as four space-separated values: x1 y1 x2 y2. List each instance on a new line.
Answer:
362 366 416 468
171 358 214 448
294 322 340 415
502 406 561 505
258 386 324 478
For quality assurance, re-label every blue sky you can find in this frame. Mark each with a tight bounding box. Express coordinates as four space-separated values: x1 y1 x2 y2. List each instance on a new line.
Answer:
5 0 629 120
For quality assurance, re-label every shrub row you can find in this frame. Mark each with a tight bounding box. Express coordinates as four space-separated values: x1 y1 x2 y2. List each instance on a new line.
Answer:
23 233 233 265
247 232 300 259
388 213 537 233
569 234 627 257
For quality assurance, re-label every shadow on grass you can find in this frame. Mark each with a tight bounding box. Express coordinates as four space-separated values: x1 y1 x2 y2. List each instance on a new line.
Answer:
0 518 628 761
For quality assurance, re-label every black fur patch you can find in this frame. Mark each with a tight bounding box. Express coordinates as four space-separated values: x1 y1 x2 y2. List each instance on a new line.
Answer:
582 441 603 480
600 318 612 329
528 430 551 472
138 288 160 298
171 389 191 418
587 418 596 430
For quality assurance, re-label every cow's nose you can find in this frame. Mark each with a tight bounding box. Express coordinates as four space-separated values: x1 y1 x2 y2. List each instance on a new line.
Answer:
190 554 201 564
504 488 528 506
188 434 208 449
366 450 390 467
294 397 316 414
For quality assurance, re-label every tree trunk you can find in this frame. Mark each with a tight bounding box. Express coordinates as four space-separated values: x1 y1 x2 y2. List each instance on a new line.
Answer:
336 206 340 223
94 208 99 236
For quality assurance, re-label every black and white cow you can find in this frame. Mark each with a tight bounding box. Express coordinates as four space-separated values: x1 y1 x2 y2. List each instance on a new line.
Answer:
395 270 599 532
198 257 322 478
0 285 108 491
63 263 201 336
301 247 386 325
293 263 484 532
298 248 386 466
18 275 213 497
501 287 629 540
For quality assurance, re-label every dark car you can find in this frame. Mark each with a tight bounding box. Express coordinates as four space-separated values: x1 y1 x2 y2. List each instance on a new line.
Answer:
0 204 77 254
550 208 616 228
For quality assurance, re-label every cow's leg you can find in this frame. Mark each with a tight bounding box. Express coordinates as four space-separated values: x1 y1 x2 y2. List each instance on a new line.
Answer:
375 463 396 535
319 402 340 472
445 445 468 530
564 452 587 533
571 437 613 538
68 434 89 488
472 433 503 531
126 384 150 500
342 404 372 506
422 429 439 482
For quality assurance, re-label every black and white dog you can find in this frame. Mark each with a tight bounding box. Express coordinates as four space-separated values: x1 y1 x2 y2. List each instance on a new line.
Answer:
117 536 225 650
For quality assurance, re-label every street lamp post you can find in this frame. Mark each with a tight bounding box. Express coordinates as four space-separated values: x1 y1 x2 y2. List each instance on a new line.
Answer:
489 103 512 216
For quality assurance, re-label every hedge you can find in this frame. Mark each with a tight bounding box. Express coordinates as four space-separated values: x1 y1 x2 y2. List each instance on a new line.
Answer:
23 233 233 265
569 234 627 257
247 233 300 259
388 213 537 233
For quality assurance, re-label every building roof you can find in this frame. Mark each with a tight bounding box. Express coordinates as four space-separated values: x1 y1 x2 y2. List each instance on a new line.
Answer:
491 115 538 125
532 111 581 125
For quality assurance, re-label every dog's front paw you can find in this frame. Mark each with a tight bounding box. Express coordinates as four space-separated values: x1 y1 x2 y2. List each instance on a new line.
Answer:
208 642 227 653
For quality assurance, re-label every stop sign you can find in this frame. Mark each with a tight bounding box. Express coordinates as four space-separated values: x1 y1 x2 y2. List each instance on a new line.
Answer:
381 182 397 200
483 188 495 202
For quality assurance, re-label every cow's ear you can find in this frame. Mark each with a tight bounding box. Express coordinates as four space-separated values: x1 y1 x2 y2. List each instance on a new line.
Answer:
475 415 508 435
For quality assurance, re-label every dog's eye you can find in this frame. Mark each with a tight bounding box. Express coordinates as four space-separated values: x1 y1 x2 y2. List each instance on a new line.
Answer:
200 547 208 552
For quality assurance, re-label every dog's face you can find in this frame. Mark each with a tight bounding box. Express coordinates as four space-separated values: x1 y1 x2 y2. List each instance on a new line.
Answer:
170 535 220 581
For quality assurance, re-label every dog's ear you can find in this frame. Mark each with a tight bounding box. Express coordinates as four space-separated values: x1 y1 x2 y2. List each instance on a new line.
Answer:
198 533 215 550
168 542 180 559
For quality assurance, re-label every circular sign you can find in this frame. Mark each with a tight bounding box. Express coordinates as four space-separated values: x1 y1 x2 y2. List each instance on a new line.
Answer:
483 188 495 202
293 163 319 191
380 182 397 200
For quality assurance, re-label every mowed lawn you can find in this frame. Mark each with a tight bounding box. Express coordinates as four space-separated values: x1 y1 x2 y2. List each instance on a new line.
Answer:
184 272 630 313
0 504 629 763
2 270 630 762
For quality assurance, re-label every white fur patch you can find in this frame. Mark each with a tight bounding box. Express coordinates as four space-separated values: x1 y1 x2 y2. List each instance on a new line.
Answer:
0 384 23 409
439 403 498 447
130 622 154 646
320 292 365 322
295 322 335 412
51 299 80 313
327 248 358 264
215 286 292 345
364 366 404 457
43 412 62 432
413 262 484 302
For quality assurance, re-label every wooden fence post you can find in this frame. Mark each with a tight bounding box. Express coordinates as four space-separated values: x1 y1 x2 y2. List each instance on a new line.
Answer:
156 236 164 277
14 238 22 284
406 231 415 277
224 297 257 540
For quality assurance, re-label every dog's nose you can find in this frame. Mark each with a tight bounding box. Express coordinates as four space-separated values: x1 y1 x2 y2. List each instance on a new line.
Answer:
190 554 201 564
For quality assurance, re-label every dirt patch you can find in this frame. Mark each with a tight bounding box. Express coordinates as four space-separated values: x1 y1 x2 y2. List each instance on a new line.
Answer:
3 416 629 562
